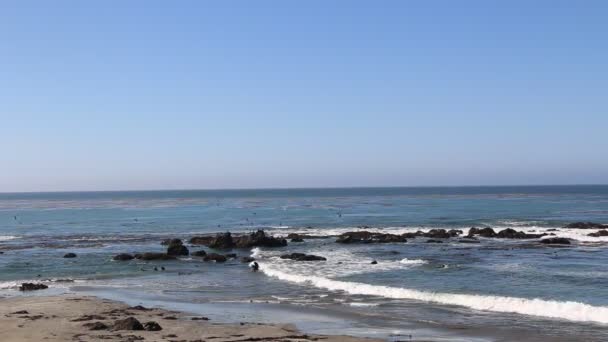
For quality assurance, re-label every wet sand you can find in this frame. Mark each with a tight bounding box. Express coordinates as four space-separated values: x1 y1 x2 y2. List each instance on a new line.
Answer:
0 295 382 342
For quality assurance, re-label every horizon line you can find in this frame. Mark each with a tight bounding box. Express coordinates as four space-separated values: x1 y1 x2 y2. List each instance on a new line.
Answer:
1 183 607 195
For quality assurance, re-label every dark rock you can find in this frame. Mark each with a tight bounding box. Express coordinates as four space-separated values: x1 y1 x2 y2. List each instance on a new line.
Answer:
496 228 545 239
225 253 237 259
240 256 255 263
138 253 176 261
161 238 182 246
234 230 287 248
166 239 189 256
203 253 227 262
192 250 207 257
547 228 559 231
11 310 29 314
208 232 235 249
370 260 378 264
63 253 77 258
426 239 443 243
113 253 135 261
336 231 407 244
447 229 463 237
129 305 151 311
191 317 209 321
280 253 326 261
113 317 144 331
564 222 608 229
19 283 48 291
468 227 497 238
424 229 451 239
84 322 109 330
588 230 608 237
143 321 162 331
290 238 304 242
540 238 571 245
189 236 214 246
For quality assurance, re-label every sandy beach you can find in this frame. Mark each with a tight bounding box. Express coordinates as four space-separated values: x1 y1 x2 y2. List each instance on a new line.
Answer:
0 295 382 342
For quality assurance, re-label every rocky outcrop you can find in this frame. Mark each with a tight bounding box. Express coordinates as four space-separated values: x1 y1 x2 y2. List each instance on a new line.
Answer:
234 230 287 248
113 253 135 261
540 238 571 245
208 233 235 249
112 317 144 331
136 253 176 261
496 228 545 239
143 321 162 331
19 283 48 291
166 239 189 256
280 253 326 261
336 231 407 244
588 230 608 237
203 253 227 262
189 236 214 246
468 227 497 238
63 253 77 258
564 222 608 229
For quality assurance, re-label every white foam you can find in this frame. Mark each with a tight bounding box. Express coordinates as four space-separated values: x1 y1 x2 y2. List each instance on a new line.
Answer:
260 265 608 324
399 258 427 265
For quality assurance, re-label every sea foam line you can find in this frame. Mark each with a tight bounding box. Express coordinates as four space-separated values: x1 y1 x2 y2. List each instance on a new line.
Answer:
260 265 608 324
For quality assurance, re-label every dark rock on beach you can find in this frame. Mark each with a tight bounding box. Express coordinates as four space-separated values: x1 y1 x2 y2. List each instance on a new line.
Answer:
113 253 135 261
540 238 571 245
564 222 608 229
84 322 109 331
588 230 608 237
113 317 144 331
166 239 189 256
143 321 162 331
63 253 77 258
19 283 48 291
280 253 326 261
203 253 227 262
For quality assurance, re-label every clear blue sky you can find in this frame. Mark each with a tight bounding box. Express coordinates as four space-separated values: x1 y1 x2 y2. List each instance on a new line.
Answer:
1 1 607 192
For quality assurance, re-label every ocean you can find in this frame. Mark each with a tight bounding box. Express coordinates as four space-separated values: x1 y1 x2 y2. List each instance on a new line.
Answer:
1 186 607 341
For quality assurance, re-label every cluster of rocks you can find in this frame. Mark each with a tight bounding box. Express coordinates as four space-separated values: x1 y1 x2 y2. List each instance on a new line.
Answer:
190 230 287 249
335 231 409 244
467 227 546 239
19 283 48 291
279 253 326 261
84 316 162 332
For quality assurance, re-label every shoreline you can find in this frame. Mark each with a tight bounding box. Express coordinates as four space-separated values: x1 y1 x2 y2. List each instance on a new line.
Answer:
0 294 383 342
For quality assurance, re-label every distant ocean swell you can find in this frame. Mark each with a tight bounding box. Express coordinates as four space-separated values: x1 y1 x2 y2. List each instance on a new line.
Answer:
258 259 608 324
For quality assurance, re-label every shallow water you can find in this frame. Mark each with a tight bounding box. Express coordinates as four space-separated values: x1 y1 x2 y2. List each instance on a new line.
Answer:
1 186 608 341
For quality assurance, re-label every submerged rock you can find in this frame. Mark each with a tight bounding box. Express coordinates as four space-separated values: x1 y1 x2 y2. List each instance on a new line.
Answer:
137 253 176 261
203 253 227 262
540 238 571 245
192 250 207 257
280 253 326 261
19 283 48 291
113 317 144 331
63 253 77 258
564 222 608 229
113 253 135 261
240 256 255 263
